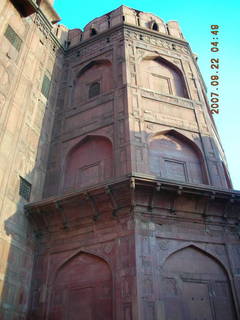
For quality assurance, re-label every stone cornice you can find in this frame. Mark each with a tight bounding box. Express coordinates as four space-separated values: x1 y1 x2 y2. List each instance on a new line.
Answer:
33 10 64 52
25 175 240 213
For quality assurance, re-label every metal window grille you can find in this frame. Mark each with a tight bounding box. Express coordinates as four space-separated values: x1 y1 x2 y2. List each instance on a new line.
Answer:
4 25 22 51
89 82 100 98
41 74 51 98
19 177 31 201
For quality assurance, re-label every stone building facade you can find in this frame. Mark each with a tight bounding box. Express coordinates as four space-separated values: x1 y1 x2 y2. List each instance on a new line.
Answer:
0 1 240 319
0 0 67 318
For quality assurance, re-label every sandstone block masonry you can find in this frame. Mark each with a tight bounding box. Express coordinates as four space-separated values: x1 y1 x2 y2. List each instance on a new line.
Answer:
1 2 240 319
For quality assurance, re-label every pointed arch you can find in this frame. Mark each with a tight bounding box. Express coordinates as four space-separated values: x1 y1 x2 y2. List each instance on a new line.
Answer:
140 55 188 98
64 135 113 191
52 249 112 285
49 251 113 320
163 244 229 276
152 22 159 31
160 244 237 320
148 129 208 184
77 59 112 78
149 129 205 159
74 59 113 104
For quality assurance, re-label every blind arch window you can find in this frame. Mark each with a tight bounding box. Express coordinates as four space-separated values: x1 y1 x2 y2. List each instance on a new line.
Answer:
89 81 100 98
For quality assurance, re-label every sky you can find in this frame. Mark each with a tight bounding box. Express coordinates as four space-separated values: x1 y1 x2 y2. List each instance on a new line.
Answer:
54 0 240 190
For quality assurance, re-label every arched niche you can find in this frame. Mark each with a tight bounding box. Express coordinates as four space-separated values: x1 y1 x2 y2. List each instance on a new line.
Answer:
64 135 113 191
149 130 207 184
152 22 159 31
139 12 166 33
140 56 188 98
160 245 236 320
73 59 113 104
49 252 113 320
90 28 97 36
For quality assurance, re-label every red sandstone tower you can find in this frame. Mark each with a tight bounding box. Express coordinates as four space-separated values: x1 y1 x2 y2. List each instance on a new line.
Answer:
26 6 240 319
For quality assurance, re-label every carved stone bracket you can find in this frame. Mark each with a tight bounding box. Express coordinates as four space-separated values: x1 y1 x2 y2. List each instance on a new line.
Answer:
55 201 69 229
25 207 41 235
130 177 136 211
223 195 235 219
202 192 216 223
85 193 100 221
37 207 49 232
105 186 118 216
170 186 183 214
148 182 161 211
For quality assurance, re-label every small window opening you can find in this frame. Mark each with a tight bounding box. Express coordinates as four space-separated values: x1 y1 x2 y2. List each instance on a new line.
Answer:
122 16 125 21
152 22 159 31
4 25 22 51
90 28 97 36
19 177 31 201
41 74 51 98
89 82 100 98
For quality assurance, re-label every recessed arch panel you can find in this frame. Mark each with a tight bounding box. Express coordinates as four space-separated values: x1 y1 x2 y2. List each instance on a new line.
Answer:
49 252 113 320
64 135 113 190
140 56 188 98
160 245 236 320
149 130 206 184
74 59 113 103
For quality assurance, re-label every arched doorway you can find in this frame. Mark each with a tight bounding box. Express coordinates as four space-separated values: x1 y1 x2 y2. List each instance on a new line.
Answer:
160 246 236 320
49 253 113 320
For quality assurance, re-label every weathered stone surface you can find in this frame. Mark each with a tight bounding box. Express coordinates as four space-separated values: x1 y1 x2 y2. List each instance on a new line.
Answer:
0 1 63 318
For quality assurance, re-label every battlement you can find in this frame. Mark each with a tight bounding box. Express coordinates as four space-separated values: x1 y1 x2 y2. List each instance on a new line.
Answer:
67 5 184 48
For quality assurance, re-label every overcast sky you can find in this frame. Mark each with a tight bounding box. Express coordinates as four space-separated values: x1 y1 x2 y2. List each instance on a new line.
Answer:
54 0 240 190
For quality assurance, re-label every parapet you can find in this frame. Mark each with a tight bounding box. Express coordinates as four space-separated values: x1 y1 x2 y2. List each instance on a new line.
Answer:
65 5 184 48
